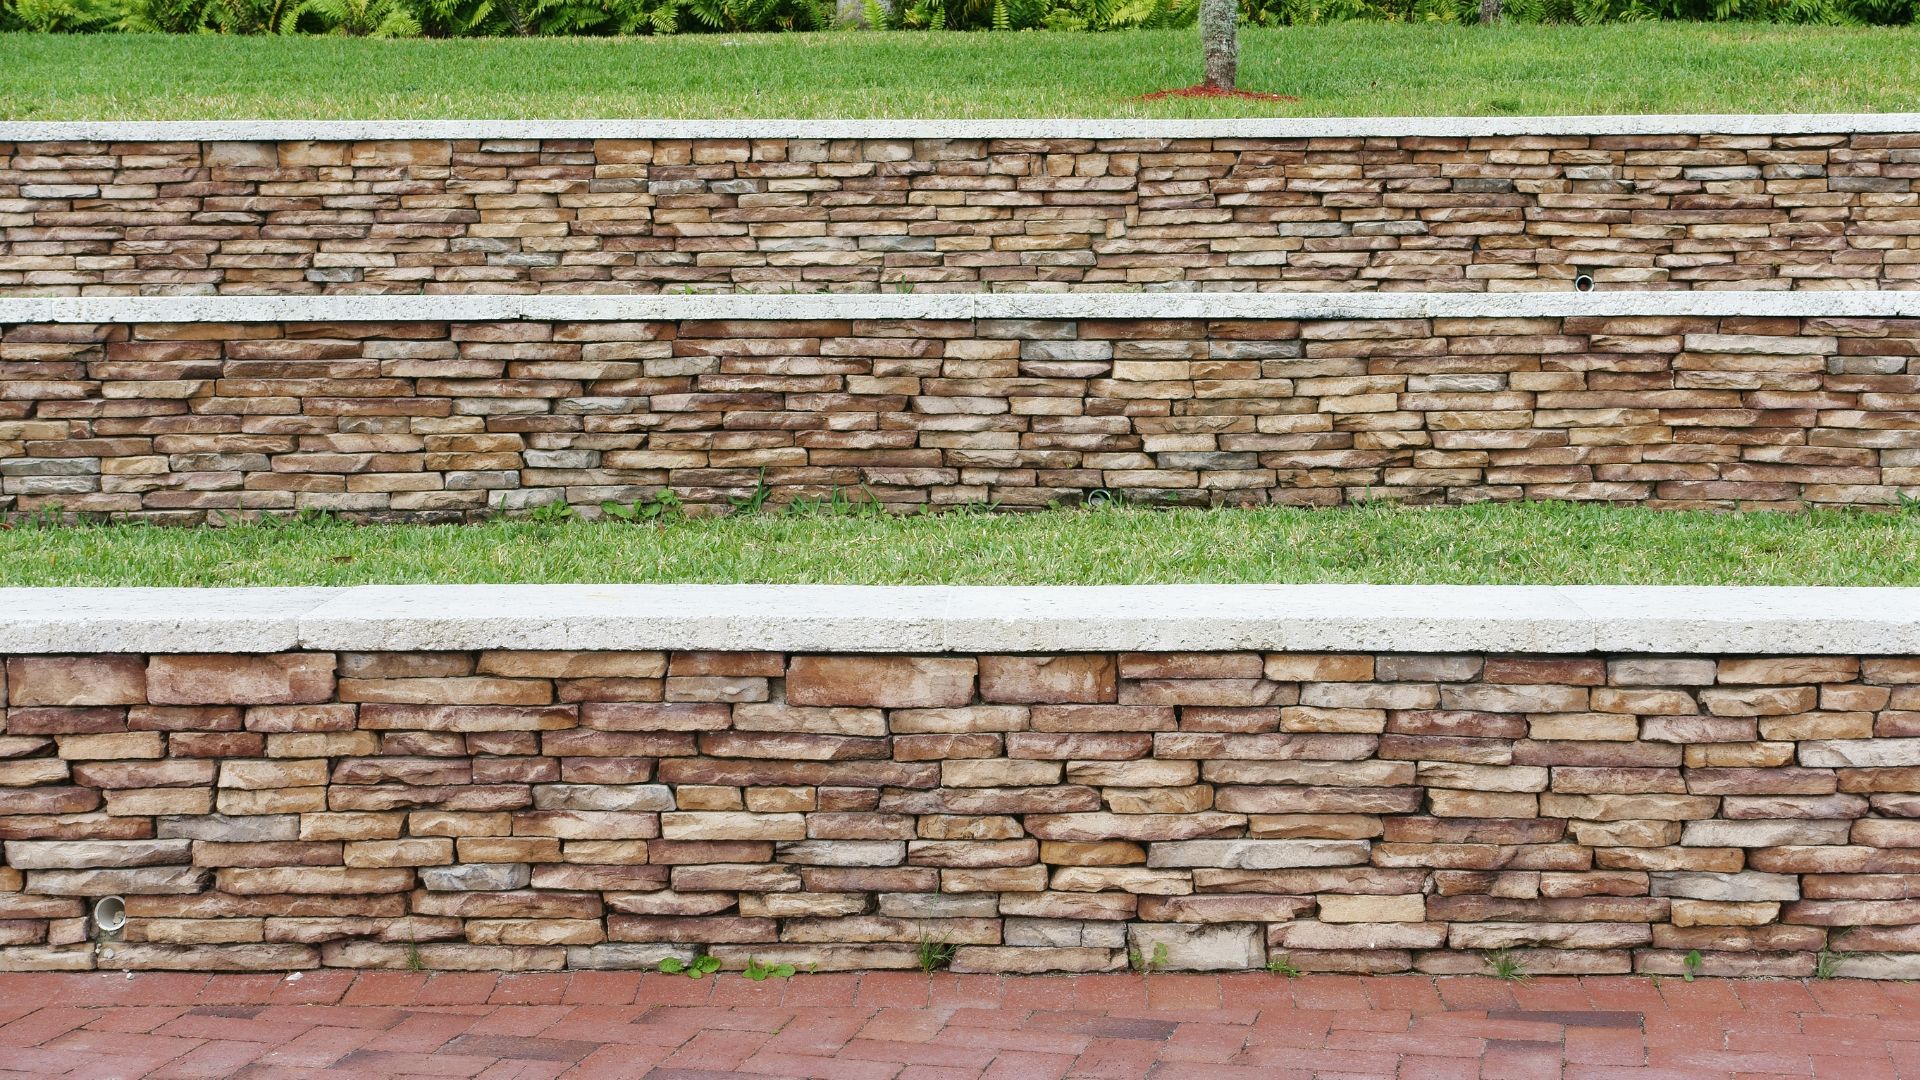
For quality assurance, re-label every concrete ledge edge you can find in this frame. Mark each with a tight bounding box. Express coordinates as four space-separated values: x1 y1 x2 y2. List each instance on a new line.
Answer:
6 113 1920 142
0 584 1916 655
7 291 1920 325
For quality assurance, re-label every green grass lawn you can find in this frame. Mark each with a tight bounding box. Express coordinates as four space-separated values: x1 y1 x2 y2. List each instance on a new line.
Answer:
3 25 1919 119
7 503 1920 587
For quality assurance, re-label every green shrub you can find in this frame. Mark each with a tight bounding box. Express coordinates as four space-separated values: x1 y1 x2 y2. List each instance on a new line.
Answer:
6 0 1913 34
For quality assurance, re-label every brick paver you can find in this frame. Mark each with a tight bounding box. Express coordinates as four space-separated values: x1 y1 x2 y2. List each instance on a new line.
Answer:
0 972 1914 1078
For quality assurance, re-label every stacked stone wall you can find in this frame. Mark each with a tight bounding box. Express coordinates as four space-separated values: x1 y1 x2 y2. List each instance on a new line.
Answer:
3 646 1918 977
4 311 1920 518
5 128 1919 295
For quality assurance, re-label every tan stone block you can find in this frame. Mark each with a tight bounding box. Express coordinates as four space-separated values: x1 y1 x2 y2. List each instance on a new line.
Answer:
1280 707 1386 734
1051 866 1190 895
1669 900 1780 927
1140 894 1315 923
107 789 211 816
1716 657 1859 684
219 788 327 815
743 786 815 812
477 651 666 678
1247 815 1384 840
300 813 405 841
949 946 1123 974
890 706 1027 733
1104 785 1214 815
1759 712 1873 741
943 759 1061 787
674 786 744 811
1119 653 1263 679
339 654 471 680
218 759 327 790
1608 659 1717 686
659 812 806 841
978 655 1116 704
942 866 1049 893
466 919 604 946
340 677 550 706
731 704 884 736
1264 654 1375 682
7 657 144 707
1429 790 1538 818
1029 705 1174 732
1316 894 1426 923
1700 685 1819 717
344 838 454 867
148 655 335 706
72 760 215 789
56 732 163 760
1483 658 1606 686
216 867 413 894
1520 714 1643 737
1040 841 1146 866
668 652 786 677
787 656 976 708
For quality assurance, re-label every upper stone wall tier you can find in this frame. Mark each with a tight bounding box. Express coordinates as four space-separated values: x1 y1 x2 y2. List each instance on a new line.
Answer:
4 115 1919 296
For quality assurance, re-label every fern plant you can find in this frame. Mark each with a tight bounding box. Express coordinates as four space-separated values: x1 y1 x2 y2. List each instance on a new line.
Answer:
6 0 1916 36
299 0 420 33
4 0 130 31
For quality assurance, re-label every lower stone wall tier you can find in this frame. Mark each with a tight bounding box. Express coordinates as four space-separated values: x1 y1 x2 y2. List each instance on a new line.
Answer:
3 647 1919 977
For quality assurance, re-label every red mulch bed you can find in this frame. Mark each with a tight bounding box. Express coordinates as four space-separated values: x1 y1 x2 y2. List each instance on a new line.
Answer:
1141 83 1300 102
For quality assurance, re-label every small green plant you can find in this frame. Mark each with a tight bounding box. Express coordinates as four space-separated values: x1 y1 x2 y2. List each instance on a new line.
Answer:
916 933 957 974
405 941 425 971
526 499 578 524
1815 928 1853 980
600 489 683 522
728 468 774 515
782 486 885 519
658 953 722 979
3 504 69 531
1127 941 1170 975
1485 948 1528 982
290 507 343 528
741 956 797 981
1266 955 1302 978
1681 949 1702 982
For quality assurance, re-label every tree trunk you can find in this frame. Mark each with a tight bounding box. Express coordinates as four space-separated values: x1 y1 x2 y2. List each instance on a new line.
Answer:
1478 0 1501 23
1201 0 1237 91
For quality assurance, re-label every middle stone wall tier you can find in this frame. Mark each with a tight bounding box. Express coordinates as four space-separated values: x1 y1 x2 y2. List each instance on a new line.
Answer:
2 312 1917 520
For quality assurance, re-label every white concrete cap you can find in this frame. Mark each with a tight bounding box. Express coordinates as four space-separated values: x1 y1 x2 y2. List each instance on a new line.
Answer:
938 584 1595 653
0 588 330 653
1560 586 1920 654
1 584 1918 655
3 113 1919 142
6 291 1920 326
295 584 954 652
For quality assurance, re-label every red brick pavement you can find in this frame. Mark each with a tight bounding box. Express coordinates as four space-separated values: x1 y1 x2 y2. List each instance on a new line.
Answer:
0 970 1913 1078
